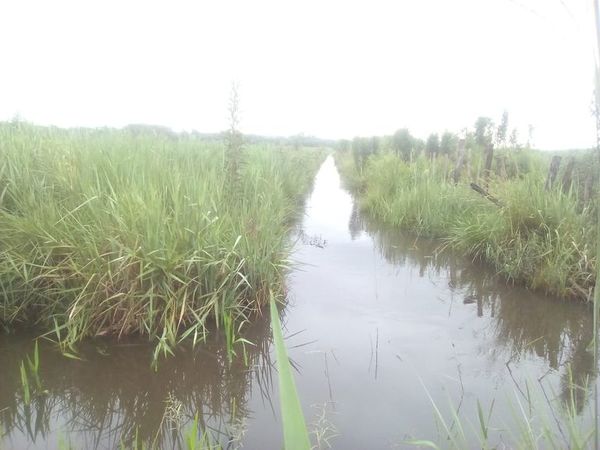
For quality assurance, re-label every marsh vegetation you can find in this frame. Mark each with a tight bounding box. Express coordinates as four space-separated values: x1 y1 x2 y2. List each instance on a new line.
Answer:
0 121 324 360
336 117 598 301
0 122 598 450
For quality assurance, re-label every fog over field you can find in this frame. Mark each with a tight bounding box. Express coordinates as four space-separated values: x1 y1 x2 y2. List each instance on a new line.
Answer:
0 0 596 149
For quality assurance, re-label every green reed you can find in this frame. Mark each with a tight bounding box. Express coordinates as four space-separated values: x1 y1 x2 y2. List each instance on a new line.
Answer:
270 293 311 450
0 121 323 360
336 150 597 300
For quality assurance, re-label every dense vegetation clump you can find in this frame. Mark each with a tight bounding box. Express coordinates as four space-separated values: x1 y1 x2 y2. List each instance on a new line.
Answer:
0 122 324 356
336 119 598 301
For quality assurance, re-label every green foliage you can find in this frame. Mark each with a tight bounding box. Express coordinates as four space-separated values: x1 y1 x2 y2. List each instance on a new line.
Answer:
0 122 324 359
336 149 597 300
17 340 43 406
19 360 30 405
351 136 380 170
269 294 311 450
357 153 482 235
439 132 458 156
183 415 224 450
448 176 595 298
474 116 494 147
392 128 414 161
425 133 440 158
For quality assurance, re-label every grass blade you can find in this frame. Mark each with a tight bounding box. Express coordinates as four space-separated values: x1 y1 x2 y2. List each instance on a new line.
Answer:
270 294 311 450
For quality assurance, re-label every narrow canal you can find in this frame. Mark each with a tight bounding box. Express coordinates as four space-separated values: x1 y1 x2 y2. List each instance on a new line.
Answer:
0 155 594 449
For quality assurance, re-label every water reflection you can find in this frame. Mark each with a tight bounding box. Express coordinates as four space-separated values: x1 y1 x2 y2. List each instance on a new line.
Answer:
351 199 595 414
0 317 273 449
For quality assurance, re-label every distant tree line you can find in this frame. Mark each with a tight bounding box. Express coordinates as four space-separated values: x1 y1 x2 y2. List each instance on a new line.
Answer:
338 111 529 170
0 120 335 149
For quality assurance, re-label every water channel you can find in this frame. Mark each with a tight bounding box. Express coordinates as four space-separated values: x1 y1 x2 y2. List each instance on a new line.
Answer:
0 156 594 449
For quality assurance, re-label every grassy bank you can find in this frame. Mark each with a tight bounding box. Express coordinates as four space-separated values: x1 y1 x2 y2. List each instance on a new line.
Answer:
336 148 597 300
0 122 324 356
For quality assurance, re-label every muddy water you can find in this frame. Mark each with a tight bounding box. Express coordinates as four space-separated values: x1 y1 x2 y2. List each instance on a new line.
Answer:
0 156 594 449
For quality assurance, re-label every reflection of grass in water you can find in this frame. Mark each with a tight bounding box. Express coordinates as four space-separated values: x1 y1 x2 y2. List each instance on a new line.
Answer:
0 315 275 449
356 204 597 414
347 157 600 447
0 294 318 450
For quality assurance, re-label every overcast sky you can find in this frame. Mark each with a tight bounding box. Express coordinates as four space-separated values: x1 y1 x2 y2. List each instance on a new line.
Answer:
0 0 597 149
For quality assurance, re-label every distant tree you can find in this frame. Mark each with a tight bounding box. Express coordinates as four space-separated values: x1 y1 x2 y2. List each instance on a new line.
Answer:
392 128 413 161
338 139 351 152
509 128 519 149
426 133 440 159
412 138 425 158
351 136 381 169
369 136 380 155
125 124 178 139
291 133 305 151
464 131 477 150
474 116 494 147
352 137 371 169
496 111 509 147
440 132 458 156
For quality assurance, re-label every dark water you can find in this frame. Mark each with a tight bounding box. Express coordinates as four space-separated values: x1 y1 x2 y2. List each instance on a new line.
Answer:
0 156 595 449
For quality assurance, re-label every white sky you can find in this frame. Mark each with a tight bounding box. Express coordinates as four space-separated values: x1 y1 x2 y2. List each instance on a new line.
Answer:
0 0 597 149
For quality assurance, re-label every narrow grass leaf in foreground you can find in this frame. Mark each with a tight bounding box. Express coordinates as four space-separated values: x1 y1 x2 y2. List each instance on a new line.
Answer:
269 294 311 450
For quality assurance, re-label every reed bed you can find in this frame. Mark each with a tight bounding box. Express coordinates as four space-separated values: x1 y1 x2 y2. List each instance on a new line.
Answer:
0 122 323 357
336 150 597 300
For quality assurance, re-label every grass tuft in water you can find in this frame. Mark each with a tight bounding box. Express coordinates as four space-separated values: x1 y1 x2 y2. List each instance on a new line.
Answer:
408 371 595 449
336 150 597 300
0 122 324 360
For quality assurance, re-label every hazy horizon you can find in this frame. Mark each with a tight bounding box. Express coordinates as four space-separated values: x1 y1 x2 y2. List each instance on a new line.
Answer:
1 0 597 150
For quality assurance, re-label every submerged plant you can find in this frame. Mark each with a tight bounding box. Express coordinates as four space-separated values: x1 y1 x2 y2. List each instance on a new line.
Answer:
17 340 42 405
310 403 338 449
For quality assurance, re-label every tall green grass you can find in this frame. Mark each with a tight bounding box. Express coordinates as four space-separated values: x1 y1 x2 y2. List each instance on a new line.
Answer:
336 150 597 300
0 121 324 358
